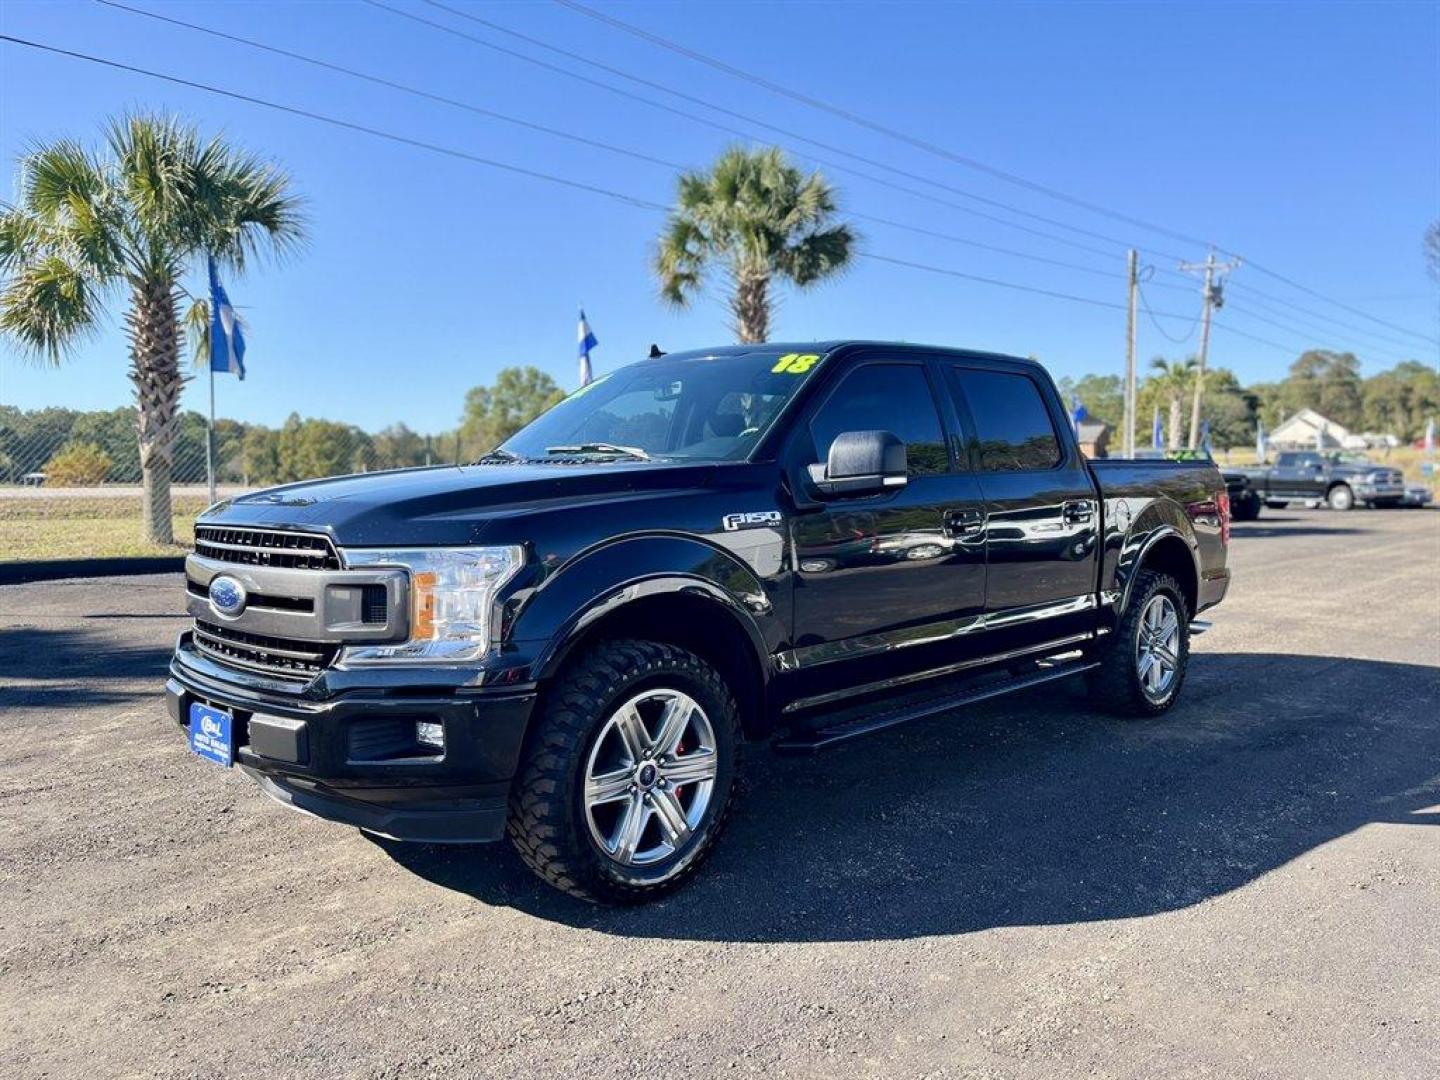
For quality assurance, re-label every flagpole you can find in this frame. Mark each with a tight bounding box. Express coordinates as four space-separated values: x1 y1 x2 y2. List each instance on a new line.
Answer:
206 363 217 506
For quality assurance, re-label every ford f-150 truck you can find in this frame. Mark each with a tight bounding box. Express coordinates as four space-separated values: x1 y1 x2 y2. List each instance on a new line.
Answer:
168 342 1231 903
1229 450 1407 513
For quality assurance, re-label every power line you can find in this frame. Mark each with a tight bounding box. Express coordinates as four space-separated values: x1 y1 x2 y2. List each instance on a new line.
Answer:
552 0 1440 347
1225 281 1434 353
91 0 688 173
1221 299 1415 364
0 33 667 212
550 0 1215 251
1 31 1405 374
394 0 1192 265
1137 279 1200 344
92 0 1149 286
1237 257 1438 346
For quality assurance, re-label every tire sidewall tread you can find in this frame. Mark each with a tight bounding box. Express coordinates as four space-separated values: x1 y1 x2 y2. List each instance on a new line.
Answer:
507 638 742 904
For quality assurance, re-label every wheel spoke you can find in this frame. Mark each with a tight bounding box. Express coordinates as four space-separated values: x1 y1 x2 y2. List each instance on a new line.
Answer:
661 749 717 786
1147 655 1164 691
1158 610 1179 642
585 768 633 806
652 692 696 757
650 788 691 845
611 792 649 863
612 703 648 763
1153 643 1178 669
1137 650 1156 685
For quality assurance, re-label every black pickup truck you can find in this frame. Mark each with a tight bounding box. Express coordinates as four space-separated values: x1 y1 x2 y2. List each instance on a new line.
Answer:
168 342 1231 902
1228 450 1407 513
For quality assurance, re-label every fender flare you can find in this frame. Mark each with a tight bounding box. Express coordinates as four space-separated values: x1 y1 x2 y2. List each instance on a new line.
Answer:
513 534 776 682
1114 515 1202 619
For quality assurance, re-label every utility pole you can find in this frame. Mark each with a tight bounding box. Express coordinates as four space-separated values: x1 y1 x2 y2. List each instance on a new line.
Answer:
1124 249 1138 457
1178 250 1240 449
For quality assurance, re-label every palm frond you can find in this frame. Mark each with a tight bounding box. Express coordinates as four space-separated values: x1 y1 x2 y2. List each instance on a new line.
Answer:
0 252 105 364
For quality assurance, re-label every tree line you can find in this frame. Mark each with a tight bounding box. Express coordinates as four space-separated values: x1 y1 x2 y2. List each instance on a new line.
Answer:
1058 350 1438 451
0 363 568 486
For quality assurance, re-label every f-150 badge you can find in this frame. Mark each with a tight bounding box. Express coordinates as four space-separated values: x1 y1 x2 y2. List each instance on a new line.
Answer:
722 511 783 532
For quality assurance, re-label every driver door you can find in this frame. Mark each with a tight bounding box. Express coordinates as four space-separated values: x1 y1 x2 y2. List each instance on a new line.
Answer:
787 358 988 701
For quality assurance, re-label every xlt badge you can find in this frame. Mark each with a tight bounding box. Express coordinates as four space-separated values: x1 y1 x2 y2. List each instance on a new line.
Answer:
722 511 783 532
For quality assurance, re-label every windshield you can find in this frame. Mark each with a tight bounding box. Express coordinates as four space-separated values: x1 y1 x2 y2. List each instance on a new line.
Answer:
499 349 828 462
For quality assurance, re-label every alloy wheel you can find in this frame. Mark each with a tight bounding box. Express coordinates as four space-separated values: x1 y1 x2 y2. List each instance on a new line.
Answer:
1135 594 1181 700
582 688 719 867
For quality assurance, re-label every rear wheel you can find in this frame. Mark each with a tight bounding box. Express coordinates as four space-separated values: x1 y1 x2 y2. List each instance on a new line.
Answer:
507 639 741 904
1328 484 1355 511
1231 492 1262 521
1088 570 1190 717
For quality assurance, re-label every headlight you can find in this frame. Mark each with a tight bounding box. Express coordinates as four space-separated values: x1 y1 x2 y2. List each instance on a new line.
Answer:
337 546 524 665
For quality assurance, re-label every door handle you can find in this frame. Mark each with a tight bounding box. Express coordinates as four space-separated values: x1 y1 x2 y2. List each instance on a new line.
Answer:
944 507 986 537
1063 499 1095 524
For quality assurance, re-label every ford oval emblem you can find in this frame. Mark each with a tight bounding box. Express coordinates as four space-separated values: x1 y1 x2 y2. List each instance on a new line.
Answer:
208 575 248 618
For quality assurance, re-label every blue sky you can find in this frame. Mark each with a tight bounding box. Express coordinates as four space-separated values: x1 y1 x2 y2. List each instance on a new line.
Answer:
2 0 1437 433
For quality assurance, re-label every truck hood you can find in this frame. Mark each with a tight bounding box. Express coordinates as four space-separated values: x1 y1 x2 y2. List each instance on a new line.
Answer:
199 461 721 547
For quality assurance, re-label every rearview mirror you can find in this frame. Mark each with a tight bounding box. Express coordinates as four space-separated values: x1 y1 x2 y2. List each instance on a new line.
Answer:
807 430 908 497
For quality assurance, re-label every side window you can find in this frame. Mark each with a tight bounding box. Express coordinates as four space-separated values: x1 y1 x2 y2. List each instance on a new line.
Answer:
952 369 1062 472
1276 453 1296 468
808 364 948 476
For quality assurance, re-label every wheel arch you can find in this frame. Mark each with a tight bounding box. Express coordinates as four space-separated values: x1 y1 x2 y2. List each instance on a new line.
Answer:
1117 526 1200 619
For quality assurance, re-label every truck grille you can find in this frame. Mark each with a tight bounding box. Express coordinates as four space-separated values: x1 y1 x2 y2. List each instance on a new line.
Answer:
194 525 340 570
193 619 339 681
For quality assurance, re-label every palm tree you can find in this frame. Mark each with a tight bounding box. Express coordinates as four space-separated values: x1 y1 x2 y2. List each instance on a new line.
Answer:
0 114 304 543
1149 356 1197 452
655 146 855 343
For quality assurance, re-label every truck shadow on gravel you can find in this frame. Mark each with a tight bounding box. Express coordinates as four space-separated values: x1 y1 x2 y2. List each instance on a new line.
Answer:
377 652 1440 942
0 625 176 707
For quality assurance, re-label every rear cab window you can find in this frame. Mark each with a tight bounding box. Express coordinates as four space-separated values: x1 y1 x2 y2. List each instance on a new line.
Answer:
948 368 1063 471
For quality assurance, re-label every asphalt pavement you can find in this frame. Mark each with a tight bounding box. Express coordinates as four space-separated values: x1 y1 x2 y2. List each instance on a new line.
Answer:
1 508 1437 1079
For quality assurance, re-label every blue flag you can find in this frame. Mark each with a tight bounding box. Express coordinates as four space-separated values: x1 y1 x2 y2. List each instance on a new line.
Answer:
208 257 245 380
1199 418 1212 454
1256 418 1267 462
577 308 597 386
1069 394 1088 433
1152 406 1163 450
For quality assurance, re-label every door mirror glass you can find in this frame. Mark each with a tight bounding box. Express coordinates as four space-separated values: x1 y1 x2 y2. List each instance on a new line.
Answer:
808 430 908 497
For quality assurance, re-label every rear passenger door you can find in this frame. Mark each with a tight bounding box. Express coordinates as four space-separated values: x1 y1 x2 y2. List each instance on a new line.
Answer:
945 363 1101 657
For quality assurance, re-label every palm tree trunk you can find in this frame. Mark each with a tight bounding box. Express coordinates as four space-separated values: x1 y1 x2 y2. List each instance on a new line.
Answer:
1168 394 1183 451
127 278 184 545
730 267 771 344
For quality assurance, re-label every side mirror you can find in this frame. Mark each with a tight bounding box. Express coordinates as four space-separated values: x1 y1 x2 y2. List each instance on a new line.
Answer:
807 430 908 497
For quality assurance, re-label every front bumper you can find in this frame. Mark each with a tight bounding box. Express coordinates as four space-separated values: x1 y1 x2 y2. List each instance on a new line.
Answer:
167 640 536 843
1353 482 1406 502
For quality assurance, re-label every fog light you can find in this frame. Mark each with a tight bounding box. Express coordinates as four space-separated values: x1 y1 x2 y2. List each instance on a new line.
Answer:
415 721 445 750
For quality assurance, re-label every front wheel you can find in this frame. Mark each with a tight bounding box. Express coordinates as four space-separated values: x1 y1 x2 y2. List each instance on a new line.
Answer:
1328 484 1355 511
1087 570 1190 717
1231 493 1262 522
507 639 741 904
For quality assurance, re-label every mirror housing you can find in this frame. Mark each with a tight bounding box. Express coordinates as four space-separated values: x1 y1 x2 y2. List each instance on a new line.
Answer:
807 430 908 498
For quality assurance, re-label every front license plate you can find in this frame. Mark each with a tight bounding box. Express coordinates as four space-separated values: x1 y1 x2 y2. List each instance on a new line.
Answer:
189 703 234 768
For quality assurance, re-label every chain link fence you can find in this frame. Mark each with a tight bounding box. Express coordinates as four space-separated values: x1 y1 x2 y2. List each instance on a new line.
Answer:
1 403 462 562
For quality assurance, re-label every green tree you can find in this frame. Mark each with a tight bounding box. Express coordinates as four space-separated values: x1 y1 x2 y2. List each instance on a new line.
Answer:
459 366 565 456
0 113 305 543
45 442 113 486
1283 350 1363 429
1055 373 1123 427
1142 357 1197 451
654 146 855 343
372 422 428 470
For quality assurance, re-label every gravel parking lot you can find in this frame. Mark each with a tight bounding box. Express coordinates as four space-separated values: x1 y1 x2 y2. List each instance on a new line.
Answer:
2 508 1437 1079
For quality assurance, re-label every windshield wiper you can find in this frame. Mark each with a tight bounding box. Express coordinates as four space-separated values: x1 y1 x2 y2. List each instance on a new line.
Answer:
474 448 523 464
545 442 651 461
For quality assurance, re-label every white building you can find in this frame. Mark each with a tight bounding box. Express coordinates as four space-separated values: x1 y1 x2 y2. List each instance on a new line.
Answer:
1269 408 1349 450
